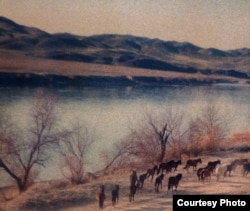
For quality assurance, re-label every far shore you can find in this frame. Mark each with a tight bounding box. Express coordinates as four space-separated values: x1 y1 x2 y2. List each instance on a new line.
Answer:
0 50 249 87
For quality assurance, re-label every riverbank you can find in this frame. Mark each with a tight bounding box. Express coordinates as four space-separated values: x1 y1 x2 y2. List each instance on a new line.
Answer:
1 148 249 211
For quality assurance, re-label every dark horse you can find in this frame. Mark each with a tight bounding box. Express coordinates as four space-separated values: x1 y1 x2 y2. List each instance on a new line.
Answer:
139 173 147 189
167 173 182 192
206 160 221 172
96 185 106 210
197 167 206 181
157 160 175 174
183 158 202 172
170 160 182 172
155 173 164 192
147 165 158 181
225 158 248 176
243 163 250 176
111 184 119 206
129 180 139 202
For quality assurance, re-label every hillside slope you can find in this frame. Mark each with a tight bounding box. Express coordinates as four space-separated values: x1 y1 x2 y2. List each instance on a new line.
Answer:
0 16 249 80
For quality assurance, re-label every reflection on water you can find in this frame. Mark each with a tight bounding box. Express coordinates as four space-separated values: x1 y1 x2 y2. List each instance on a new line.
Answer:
0 84 250 184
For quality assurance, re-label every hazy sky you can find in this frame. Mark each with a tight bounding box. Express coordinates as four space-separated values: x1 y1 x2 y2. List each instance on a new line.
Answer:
0 0 249 50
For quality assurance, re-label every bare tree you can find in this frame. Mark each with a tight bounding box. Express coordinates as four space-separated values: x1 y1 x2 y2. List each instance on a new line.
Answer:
58 121 95 184
114 108 185 164
144 109 184 162
0 89 64 192
187 104 226 155
100 135 138 172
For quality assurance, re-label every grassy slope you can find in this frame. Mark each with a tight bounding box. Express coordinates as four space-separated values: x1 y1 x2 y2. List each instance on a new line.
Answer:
0 50 247 84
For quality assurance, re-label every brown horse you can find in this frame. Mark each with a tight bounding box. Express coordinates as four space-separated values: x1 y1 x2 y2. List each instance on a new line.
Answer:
147 165 158 181
167 173 182 192
197 167 206 181
155 173 164 192
96 185 106 210
157 160 174 174
224 161 239 176
201 168 212 183
232 158 248 166
111 184 119 206
183 158 202 172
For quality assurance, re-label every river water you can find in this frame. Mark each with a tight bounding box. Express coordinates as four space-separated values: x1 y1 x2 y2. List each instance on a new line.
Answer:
0 83 250 185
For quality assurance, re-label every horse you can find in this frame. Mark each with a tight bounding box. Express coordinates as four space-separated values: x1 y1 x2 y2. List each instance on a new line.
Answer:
139 173 147 189
225 163 234 176
96 185 106 210
155 173 164 192
183 158 202 172
157 160 174 174
197 167 206 181
147 165 158 181
111 184 119 206
129 180 139 202
206 160 221 173
242 163 250 176
215 164 228 180
232 158 248 166
167 173 182 192
201 168 212 183
170 160 182 172
224 161 239 176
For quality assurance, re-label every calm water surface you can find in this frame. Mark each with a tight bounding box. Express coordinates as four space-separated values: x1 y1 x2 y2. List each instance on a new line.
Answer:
0 84 250 184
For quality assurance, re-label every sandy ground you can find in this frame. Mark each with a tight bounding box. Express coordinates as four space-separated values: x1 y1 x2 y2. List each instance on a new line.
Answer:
1 151 249 211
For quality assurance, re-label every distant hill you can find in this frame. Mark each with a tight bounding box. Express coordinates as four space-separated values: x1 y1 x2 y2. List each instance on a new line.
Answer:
0 16 249 85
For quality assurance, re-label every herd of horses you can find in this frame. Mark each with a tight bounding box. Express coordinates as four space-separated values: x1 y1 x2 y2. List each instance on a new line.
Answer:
96 157 249 210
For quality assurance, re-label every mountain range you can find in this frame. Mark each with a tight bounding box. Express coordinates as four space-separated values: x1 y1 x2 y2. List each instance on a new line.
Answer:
0 16 249 86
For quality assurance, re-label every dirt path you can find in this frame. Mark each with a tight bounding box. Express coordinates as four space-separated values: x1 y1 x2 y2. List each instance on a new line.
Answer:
62 167 250 211
1 152 249 211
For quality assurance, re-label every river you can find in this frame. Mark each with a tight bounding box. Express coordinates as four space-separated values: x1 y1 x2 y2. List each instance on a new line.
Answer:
0 83 250 185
